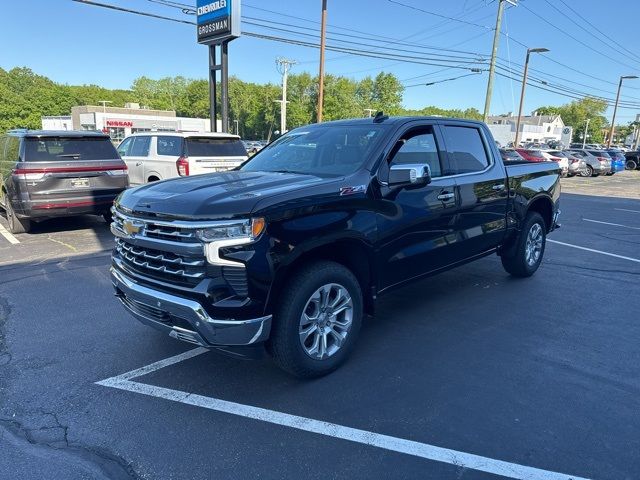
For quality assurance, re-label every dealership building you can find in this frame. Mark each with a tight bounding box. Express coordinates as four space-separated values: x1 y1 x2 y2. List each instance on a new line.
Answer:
41 103 219 142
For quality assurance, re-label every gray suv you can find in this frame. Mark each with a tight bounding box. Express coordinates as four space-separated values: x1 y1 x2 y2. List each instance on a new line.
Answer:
0 130 129 233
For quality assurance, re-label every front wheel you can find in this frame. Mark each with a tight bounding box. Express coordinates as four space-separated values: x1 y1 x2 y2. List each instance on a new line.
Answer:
269 261 363 378
627 159 638 170
501 212 546 278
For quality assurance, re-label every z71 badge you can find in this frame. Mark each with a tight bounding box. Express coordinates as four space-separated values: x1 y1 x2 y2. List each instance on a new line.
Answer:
339 185 367 196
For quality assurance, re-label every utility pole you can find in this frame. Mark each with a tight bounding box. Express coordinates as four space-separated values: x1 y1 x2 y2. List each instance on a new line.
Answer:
582 118 590 149
483 0 509 122
275 57 297 135
99 100 112 113
608 75 638 147
514 47 549 147
317 0 328 123
364 108 376 117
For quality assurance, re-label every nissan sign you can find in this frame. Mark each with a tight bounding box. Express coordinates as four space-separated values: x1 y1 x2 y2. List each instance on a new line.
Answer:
197 0 240 45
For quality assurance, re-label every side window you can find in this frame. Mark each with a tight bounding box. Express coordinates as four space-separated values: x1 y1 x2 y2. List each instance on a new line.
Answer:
0 136 7 163
157 136 183 156
117 137 133 157
5 137 20 163
390 128 443 178
441 125 490 174
129 136 151 157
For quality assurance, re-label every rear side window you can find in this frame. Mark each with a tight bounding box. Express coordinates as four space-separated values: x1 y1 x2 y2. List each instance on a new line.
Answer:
185 138 247 157
157 136 183 156
391 129 443 177
23 137 118 162
441 126 490 174
130 136 151 157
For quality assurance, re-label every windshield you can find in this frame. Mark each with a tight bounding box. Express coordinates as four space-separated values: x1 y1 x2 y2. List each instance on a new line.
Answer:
24 137 118 161
240 125 383 176
185 137 247 157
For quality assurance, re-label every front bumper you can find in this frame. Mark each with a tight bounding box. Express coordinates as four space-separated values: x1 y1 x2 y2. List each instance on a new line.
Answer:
111 267 271 348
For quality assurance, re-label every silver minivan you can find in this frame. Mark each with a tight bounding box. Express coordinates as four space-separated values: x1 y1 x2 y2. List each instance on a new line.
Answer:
117 132 248 185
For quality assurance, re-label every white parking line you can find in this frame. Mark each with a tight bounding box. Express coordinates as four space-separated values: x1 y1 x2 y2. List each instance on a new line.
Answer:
97 350 590 480
0 222 19 245
583 218 640 230
614 208 640 214
548 239 640 264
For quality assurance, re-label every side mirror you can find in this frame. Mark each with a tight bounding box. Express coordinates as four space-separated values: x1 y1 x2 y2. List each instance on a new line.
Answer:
388 164 431 187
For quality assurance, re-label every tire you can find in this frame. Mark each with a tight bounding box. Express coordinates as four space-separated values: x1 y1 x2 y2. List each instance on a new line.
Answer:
269 261 363 378
501 212 546 278
4 195 31 234
627 159 637 170
580 165 592 177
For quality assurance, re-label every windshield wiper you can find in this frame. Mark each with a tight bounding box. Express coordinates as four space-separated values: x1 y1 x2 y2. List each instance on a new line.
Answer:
271 169 300 174
56 153 81 158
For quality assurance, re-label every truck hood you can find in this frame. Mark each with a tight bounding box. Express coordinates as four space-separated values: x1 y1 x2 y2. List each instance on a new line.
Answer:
116 170 333 219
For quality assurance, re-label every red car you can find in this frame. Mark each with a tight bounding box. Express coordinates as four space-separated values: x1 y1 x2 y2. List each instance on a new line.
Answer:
515 148 546 162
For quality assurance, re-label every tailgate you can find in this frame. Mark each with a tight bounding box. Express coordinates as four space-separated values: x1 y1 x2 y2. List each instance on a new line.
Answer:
184 136 248 175
19 135 128 208
189 155 247 174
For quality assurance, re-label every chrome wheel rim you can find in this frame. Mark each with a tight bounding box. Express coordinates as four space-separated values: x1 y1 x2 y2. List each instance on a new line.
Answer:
525 223 544 267
299 283 353 360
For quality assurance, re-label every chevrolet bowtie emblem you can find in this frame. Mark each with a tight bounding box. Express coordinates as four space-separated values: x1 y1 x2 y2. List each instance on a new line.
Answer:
123 219 144 236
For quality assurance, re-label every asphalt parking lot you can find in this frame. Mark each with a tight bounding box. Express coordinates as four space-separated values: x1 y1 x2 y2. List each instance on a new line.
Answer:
1 171 639 480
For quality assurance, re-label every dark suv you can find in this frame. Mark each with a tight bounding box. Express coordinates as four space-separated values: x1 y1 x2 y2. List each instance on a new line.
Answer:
0 130 129 233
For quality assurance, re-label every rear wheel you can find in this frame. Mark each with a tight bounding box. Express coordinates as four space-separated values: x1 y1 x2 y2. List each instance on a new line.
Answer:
4 194 31 234
581 165 592 177
627 159 637 170
269 261 363 378
501 212 546 278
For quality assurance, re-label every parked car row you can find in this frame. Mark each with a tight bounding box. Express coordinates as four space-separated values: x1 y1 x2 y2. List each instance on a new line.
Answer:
0 129 250 233
499 145 630 177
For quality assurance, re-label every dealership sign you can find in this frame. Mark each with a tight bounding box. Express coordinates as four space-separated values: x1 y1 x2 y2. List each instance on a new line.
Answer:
106 120 133 128
196 0 240 44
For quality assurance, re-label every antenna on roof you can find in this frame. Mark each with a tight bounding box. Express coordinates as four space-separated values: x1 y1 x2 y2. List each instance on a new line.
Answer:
373 111 388 123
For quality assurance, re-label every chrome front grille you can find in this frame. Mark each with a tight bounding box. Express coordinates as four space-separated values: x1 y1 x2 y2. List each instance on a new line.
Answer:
111 207 250 297
115 238 206 284
112 209 199 244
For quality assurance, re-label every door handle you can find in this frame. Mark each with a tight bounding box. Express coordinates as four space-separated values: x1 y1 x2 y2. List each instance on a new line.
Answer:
492 184 505 191
437 192 455 201
135 162 143 166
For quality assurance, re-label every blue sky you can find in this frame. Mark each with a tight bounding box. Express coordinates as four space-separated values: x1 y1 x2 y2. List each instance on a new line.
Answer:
3 0 640 122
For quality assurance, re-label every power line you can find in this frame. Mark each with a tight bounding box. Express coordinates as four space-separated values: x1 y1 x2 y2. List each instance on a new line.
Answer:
243 17 486 62
556 0 640 62
73 0 194 24
541 0 640 67
519 2 640 72
404 71 483 88
71 0 640 109
386 0 495 30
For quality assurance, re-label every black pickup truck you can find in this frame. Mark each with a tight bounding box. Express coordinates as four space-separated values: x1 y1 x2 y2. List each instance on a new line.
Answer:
110 116 560 377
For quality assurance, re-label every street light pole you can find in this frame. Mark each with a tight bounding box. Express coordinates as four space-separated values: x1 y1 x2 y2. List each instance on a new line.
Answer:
582 118 590 149
607 75 638 148
514 47 549 148
317 0 328 123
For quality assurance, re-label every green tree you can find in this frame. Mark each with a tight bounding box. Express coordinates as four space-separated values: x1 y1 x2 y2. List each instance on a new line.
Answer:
535 97 608 143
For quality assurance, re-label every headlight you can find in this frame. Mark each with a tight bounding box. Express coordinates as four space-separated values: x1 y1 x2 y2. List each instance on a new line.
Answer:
197 218 265 266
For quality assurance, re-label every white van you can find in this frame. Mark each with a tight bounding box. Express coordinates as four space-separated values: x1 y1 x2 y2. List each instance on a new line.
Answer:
116 132 248 185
